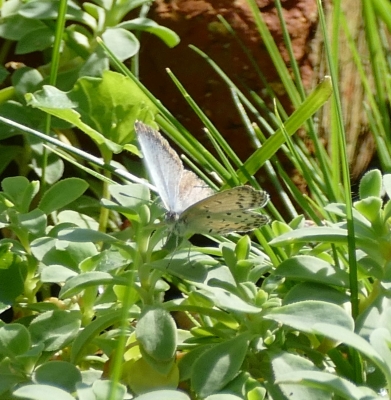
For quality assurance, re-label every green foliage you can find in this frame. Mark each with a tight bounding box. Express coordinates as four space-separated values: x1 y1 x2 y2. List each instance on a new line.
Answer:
2 164 391 398
0 0 177 181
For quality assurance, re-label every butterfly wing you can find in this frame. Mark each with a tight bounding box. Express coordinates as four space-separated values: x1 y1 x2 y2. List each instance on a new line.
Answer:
177 170 214 212
187 186 269 212
135 121 183 212
179 210 270 235
177 186 269 235
135 121 213 214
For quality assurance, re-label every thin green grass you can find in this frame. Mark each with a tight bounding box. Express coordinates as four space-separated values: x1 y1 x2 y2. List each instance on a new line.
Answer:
40 0 68 190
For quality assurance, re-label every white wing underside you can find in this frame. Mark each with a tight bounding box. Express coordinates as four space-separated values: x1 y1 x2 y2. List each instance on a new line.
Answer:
177 170 214 212
135 122 213 214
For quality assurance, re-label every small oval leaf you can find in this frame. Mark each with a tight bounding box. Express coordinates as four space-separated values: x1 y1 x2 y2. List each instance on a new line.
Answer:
38 178 88 214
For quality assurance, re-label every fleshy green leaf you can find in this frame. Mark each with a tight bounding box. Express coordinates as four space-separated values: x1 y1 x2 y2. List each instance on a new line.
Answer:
16 27 54 54
29 310 81 351
271 352 333 400
13 384 75 400
192 334 250 398
0 324 31 358
102 27 140 61
118 17 180 48
2 176 39 213
33 361 82 393
275 255 349 287
359 169 382 199
124 357 179 394
38 178 88 214
202 287 261 314
26 71 158 152
134 390 190 400
0 15 46 40
59 271 123 298
354 197 382 223
71 309 127 364
265 300 354 332
136 307 177 362
18 0 96 30
0 258 26 305
92 380 127 400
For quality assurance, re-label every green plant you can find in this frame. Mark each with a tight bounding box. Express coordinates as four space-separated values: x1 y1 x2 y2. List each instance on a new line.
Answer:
1 0 391 399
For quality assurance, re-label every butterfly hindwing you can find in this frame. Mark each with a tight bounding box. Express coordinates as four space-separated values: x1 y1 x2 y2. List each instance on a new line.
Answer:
177 186 269 235
179 210 270 235
184 186 269 213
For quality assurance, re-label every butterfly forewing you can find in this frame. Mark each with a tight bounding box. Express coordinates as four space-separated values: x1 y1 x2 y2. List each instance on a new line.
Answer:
135 121 214 215
135 121 183 212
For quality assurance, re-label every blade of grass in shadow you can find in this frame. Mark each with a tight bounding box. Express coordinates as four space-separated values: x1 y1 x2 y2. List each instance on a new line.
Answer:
245 0 301 107
230 89 293 220
253 120 331 224
155 115 233 185
166 68 260 187
362 0 391 170
364 0 391 128
317 0 358 317
340 8 391 170
203 128 242 187
189 45 276 137
272 105 332 223
249 88 333 197
41 0 68 190
165 68 241 185
130 2 153 78
273 0 336 202
240 76 333 180
317 0 361 382
275 102 333 211
230 89 279 191
188 45 333 200
250 87 332 200
328 0 343 196
274 0 305 102
216 14 288 122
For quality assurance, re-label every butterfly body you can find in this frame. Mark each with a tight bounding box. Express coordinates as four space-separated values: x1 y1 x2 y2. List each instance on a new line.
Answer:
134 121 269 236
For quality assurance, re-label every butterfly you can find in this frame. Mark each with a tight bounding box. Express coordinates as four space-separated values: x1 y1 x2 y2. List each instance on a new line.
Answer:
134 121 269 236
